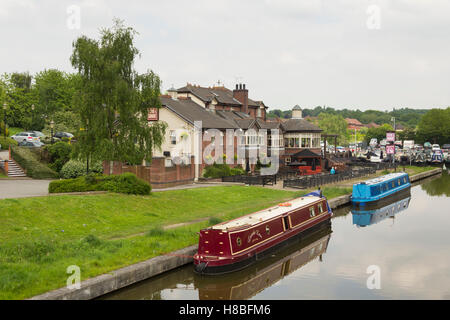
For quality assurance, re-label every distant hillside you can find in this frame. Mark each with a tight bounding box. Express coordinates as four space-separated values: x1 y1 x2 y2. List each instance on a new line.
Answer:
267 106 429 128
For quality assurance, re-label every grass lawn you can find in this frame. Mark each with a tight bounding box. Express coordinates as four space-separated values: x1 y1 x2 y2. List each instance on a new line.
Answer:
0 185 350 299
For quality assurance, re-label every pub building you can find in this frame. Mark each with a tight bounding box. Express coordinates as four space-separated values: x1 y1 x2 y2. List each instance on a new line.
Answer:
103 83 324 188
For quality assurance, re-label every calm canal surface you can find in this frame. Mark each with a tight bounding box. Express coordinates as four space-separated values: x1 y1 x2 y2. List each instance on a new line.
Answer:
102 171 450 300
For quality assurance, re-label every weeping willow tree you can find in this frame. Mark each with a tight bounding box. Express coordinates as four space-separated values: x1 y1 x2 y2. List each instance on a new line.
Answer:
70 19 166 168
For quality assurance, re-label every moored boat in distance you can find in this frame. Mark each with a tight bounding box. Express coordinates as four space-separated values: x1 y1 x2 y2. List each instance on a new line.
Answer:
351 172 411 206
193 191 332 275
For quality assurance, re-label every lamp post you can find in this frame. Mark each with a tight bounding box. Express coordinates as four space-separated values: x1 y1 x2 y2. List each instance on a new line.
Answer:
31 104 35 130
50 120 54 144
3 103 7 139
391 117 396 167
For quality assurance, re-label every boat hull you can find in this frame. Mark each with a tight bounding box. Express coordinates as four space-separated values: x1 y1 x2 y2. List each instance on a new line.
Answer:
352 185 411 208
351 172 411 206
194 214 331 275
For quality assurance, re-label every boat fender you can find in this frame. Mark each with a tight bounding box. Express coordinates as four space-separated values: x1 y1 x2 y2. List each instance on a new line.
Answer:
195 262 208 274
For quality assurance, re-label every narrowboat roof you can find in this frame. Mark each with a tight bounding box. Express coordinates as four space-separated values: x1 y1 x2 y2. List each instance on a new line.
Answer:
211 196 322 230
356 172 408 186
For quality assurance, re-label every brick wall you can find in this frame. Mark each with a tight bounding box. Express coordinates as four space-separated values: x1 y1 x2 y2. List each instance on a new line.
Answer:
103 157 196 189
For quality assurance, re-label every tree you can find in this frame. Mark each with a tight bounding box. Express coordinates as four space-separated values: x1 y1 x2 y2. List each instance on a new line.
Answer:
364 124 393 144
70 19 167 166
317 113 348 145
416 108 450 145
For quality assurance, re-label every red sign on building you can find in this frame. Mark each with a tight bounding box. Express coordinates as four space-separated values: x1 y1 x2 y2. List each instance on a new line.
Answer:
147 108 159 121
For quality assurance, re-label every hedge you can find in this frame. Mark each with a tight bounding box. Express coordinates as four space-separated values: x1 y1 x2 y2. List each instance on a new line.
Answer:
11 146 59 179
49 173 151 195
203 163 246 178
60 159 103 179
0 137 18 150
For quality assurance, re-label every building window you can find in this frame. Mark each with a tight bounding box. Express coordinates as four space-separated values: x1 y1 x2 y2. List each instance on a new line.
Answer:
285 156 291 165
301 137 311 148
257 108 262 117
170 130 176 145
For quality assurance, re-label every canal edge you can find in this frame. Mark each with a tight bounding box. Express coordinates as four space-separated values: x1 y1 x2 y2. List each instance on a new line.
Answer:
29 168 442 300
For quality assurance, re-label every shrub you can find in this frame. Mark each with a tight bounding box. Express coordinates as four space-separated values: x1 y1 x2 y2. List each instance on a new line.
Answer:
46 142 72 172
230 165 246 176
203 163 245 178
0 137 18 150
60 160 103 179
48 173 151 195
101 172 151 195
10 146 59 179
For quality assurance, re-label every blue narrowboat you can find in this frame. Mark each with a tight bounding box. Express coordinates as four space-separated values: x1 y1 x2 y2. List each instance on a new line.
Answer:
351 172 411 206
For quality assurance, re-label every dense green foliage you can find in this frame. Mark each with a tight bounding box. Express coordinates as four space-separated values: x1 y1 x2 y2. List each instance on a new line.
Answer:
10 146 58 179
48 172 151 195
46 141 73 172
203 163 246 178
1 70 80 133
70 19 166 166
416 108 450 145
317 113 348 145
268 106 429 129
60 159 103 179
0 137 18 150
364 124 394 143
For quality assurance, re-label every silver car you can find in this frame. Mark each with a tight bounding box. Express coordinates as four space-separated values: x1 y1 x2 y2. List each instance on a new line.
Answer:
11 132 40 143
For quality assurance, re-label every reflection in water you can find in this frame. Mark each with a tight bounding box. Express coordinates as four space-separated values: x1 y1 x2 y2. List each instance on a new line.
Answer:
101 172 450 300
421 171 450 197
351 193 411 227
102 228 332 300
197 228 331 300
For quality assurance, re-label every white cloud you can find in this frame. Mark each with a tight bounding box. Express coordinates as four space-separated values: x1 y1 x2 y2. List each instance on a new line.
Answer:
0 0 449 110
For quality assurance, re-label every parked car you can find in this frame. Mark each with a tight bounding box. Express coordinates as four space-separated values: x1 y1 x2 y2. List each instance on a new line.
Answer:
11 132 40 143
18 141 44 147
32 131 46 138
336 146 346 153
54 132 74 139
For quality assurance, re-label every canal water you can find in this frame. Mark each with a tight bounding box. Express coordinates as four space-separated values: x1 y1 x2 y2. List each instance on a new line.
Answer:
102 171 450 300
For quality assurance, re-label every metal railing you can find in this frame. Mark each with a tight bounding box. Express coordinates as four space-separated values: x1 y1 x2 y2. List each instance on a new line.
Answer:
222 174 277 186
283 167 376 189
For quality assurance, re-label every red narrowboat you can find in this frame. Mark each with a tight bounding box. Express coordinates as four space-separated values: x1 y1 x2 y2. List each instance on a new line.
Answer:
194 190 332 275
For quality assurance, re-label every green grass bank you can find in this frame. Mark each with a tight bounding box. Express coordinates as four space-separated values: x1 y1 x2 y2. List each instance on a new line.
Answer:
0 185 350 299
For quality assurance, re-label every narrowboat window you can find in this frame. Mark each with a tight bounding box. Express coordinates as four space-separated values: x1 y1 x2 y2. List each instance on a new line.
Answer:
392 181 395 188
309 206 315 217
318 203 324 213
236 237 242 246
266 225 270 235
398 178 401 185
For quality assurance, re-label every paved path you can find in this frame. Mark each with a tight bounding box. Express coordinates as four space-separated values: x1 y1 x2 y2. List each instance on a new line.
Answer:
0 179 52 199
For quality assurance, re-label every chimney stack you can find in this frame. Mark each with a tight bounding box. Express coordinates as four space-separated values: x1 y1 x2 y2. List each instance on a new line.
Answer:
233 83 249 114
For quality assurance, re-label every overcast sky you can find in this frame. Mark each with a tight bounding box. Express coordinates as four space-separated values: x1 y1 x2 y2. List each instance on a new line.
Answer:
1 0 449 111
